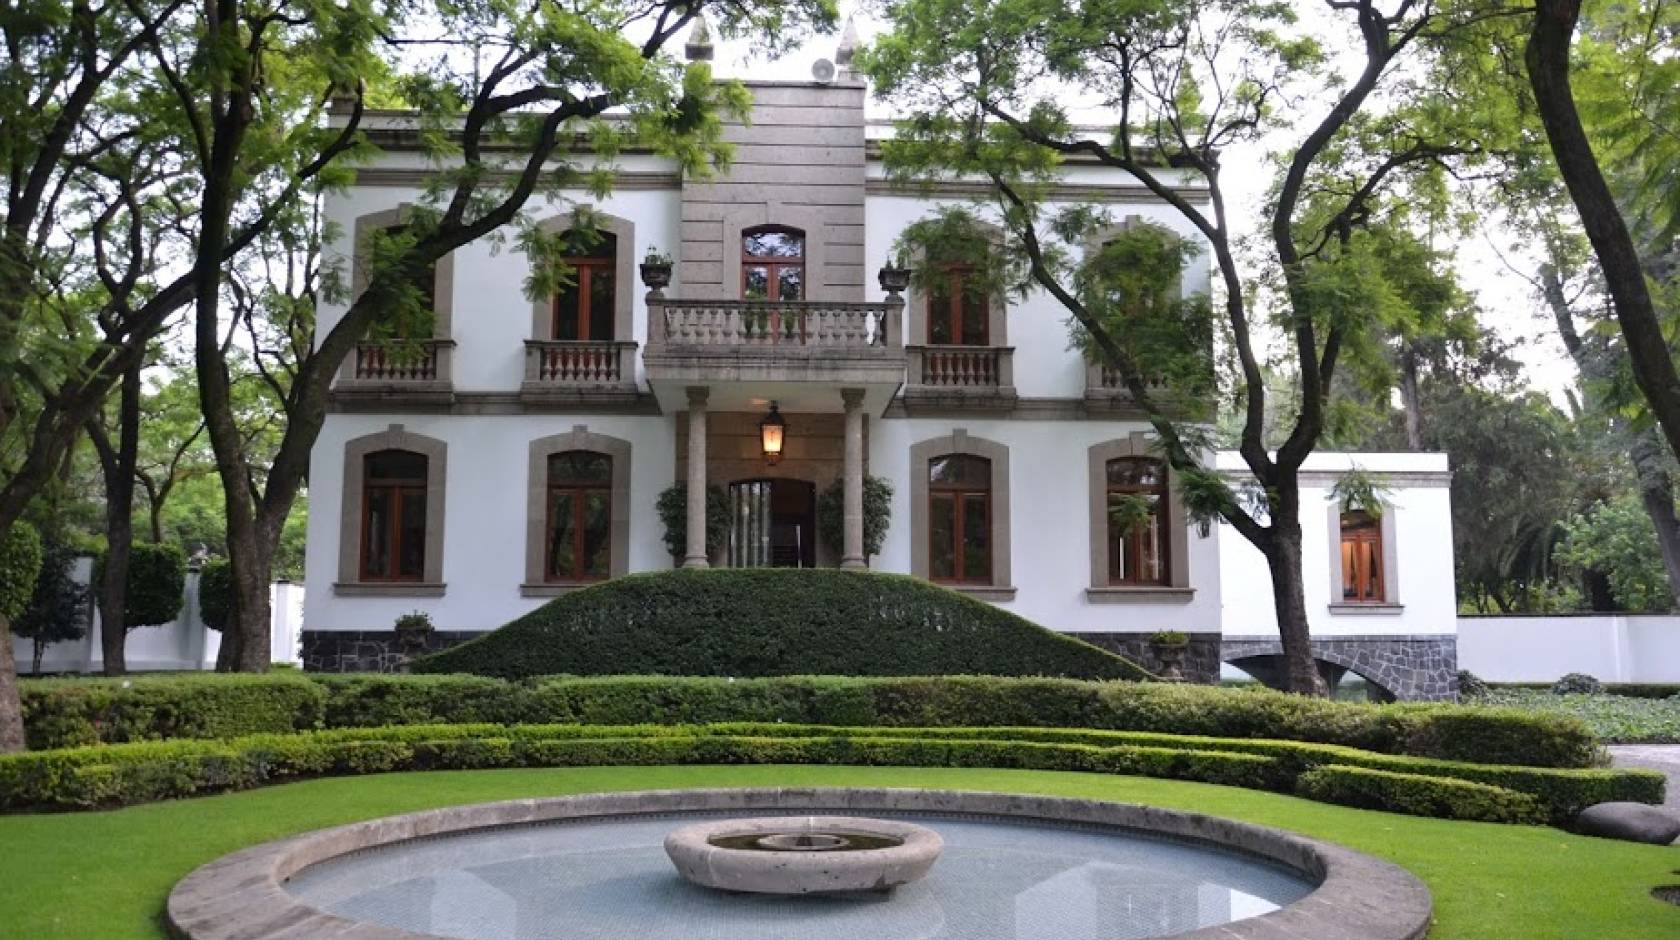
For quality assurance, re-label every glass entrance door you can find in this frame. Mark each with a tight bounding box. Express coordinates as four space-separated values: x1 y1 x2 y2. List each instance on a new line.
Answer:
727 479 816 568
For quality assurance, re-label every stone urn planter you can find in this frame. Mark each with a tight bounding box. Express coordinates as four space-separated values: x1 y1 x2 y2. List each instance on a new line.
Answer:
640 259 673 292
392 611 434 671
878 264 911 295
1150 631 1189 681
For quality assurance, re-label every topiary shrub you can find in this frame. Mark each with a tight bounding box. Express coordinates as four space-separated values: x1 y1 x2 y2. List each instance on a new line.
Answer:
414 569 1151 681
1295 765 1548 824
0 521 44 623
197 558 232 632
1552 672 1603 695
816 475 893 558
10 535 85 673
93 542 187 629
1457 670 1489 700
655 484 729 560
19 673 326 749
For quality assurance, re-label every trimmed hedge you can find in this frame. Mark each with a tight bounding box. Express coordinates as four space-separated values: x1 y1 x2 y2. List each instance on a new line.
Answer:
19 674 326 750
0 721 1655 821
1296 765 1548 825
93 542 186 629
412 569 1151 680
19 673 1608 769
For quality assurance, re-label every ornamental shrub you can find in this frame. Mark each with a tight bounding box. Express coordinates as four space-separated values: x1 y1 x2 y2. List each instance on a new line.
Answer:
197 559 233 631
11 538 88 672
1456 669 1489 699
1552 672 1603 695
0 521 44 622
93 542 187 629
413 570 1152 681
654 485 730 559
816 475 893 558
1296 765 1548 824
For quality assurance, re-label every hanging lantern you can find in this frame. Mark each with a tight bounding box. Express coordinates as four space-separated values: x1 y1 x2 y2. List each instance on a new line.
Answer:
760 402 787 465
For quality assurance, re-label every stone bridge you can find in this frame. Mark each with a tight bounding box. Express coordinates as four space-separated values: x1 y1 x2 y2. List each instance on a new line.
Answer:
1221 635 1458 701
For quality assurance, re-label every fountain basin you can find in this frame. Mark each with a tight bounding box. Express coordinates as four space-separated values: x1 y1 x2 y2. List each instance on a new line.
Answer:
664 815 942 894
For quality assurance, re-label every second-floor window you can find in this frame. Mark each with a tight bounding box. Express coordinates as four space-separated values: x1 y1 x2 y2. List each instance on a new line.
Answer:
742 226 805 301
928 454 992 584
928 264 988 345
1106 457 1168 586
1340 510 1385 602
545 450 613 582
361 449 428 581
553 232 617 341
376 225 437 336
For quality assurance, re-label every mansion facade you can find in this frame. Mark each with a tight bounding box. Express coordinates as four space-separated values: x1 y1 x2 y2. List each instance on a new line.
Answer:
301 41 1459 699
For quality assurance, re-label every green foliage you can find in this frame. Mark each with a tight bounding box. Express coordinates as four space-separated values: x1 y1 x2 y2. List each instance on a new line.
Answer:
19 674 326 750
815 475 893 558
394 611 433 633
1457 670 1490 700
655 484 730 559
1557 495 1673 612
10 535 82 656
1477 688 1680 744
93 542 186 629
413 570 1150 680
196 559 232 632
0 521 44 622
1329 468 1392 516
1553 673 1603 695
1297 766 1548 825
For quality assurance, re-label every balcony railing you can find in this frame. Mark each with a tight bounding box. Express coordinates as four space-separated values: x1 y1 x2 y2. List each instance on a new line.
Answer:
910 345 1013 388
647 299 903 352
349 339 453 384
524 340 637 386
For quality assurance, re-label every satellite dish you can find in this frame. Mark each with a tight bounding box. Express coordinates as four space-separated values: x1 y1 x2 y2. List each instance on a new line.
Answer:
812 58 836 83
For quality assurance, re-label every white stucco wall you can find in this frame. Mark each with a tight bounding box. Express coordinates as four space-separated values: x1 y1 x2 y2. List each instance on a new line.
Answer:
1214 452 1456 640
1458 615 1680 683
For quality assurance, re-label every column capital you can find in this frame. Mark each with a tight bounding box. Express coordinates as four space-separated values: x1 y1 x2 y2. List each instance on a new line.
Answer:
686 385 710 407
840 387 866 409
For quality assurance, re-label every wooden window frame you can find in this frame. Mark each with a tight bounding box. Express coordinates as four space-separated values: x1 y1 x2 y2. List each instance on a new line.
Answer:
551 236 617 341
1105 457 1170 587
740 225 806 302
928 455 993 585
544 452 613 583
1339 510 1386 603
358 451 428 583
927 264 989 346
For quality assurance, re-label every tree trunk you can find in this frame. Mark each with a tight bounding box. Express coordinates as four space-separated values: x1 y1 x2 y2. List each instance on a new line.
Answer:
94 362 143 676
1399 344 1424 450
1527 0 1680 466
1262 500 1330 696
223 524 274 672
31 638 44 677
0 619 21 751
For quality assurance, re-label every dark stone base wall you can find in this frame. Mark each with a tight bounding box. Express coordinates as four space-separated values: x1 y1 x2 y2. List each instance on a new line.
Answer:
1073 632 1224 685
303 630 485 673
1222 635 1458 701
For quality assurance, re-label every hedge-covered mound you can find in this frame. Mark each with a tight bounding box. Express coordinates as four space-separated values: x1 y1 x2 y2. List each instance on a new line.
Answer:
412 570 1151 680
20 673 1608 769
0 722 1659 821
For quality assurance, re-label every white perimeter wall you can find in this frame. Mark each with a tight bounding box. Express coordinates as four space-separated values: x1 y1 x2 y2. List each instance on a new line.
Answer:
1458 615 1680 683
1216 452 1457 639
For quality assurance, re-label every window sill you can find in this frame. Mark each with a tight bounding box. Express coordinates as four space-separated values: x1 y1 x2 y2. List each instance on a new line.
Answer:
1085 586 1195 604
1328 602 1403 615
520 582 607 597
333 582 446 597
944 584 1018 601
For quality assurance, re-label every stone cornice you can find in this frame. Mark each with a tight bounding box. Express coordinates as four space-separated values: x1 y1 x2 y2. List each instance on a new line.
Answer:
865 177 1212 205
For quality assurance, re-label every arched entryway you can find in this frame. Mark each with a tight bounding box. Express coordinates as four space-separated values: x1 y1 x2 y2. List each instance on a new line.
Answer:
726 478 816 568
1223 654 1399 703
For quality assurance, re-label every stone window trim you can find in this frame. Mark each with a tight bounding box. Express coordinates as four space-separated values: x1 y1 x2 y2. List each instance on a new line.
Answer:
1085 433 1192 602
337 204 457 383
719 202 845 303
335 425 447 594
523 426 631 595
904 219 1009 347
528 210 636 342
909 429 1013 597
1326 500 1403 612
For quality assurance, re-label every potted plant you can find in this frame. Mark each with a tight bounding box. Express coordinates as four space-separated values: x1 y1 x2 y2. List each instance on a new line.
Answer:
877 257 911 294
640 247 674 291
1148 630 1189 681
393 610 435 663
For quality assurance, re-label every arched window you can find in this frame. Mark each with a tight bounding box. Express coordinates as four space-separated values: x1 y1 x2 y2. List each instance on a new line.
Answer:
1340 510 1385 602
927 264 988 345
360 449 428 581
1106 457 1168 586
545 451 613 582
741 226 805 301
928 454 992 583
552 232 617 341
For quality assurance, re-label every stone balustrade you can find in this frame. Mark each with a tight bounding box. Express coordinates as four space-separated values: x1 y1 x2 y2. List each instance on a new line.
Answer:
647 299 902 352
909 345 1013 388
523 340 638 386
349 339 453 384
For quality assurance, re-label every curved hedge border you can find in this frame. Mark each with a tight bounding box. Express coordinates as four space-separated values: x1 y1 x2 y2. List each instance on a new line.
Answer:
412 570 1152 680
0 722 1658 822
20 673 1607 769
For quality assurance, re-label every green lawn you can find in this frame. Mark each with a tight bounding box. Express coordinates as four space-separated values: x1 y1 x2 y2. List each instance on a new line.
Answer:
1 764 1675 939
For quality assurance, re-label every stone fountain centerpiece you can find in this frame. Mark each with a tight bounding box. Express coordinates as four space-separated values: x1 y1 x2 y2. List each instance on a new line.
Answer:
664 816 943 895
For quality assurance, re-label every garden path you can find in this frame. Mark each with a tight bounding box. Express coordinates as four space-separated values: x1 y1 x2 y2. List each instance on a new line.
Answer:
1610 745 1680 823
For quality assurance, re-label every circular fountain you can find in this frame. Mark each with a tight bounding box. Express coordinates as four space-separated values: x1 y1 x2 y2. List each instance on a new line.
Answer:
663 815 943 894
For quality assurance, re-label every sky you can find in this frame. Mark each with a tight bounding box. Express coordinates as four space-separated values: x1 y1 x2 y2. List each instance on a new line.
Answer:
704 4 1582 406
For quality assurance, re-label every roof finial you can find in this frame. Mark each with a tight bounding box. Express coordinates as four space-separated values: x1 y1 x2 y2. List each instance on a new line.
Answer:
836 13 860 66
685 14 714 62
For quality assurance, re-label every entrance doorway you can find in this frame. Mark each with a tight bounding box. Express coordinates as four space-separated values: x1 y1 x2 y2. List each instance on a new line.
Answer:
727 479 817 568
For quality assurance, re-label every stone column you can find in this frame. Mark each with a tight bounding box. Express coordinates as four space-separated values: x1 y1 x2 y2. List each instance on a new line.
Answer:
841 387 867 569
684 386 710 569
